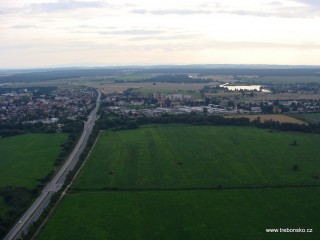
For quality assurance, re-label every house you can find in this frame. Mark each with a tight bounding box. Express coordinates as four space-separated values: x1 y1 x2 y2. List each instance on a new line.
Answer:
251 107 262 113
273 107 282 114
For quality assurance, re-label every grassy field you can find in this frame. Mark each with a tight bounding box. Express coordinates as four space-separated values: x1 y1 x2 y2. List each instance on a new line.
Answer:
137 88 202 99
38 188 320 240
250 93 320 101
225 114 307 125
114 74 155 82
38 126 320 240
0 133 68 189
239 76 320 84
85 82 218 94
0 133 67 220
73 126 320 189
288 113 320 124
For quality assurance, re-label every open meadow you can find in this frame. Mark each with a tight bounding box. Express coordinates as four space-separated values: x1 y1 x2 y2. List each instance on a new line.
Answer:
0 133 67 219
87 82 218 94
250 92 320 101
73 126 320 189
239 76 320 84
37 125 320 240
225 114 307 125
0 133 68 189
288 113 320 125
37 188 320 240
137 88 202 99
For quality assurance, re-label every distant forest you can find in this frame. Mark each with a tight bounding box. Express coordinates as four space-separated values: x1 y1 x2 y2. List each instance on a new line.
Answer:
1 67 320 84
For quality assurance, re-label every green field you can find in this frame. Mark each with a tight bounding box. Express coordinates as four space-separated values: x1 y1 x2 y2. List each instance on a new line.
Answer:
0 133 68 189
114 75 154 82
289 113 320 124
37 188 320 240
240 76 320 84
73 126 320 189
38 126 320 240
0 133 67 221
137 89 202 99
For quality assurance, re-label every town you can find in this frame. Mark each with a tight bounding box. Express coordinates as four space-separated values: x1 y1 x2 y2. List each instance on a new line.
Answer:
1 83 320 126
100 84 320 118
0 87 97 123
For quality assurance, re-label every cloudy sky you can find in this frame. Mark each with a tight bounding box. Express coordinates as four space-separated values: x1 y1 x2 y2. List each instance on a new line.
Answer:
1 0 320 68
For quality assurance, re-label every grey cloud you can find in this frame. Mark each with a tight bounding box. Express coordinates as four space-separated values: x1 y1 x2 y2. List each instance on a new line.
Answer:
0 7 21 15
128 33 202 42
197 2 221 8
131 2 320 18
10 25 38 29
70 29 164 36
219 10 271 17
131 9 147 14
0 41 118 52
295 0 320 12
297 0 319 6
30 0 109 12
132 8 280 17
268 1 283 6
98 29 164 35
204 40 320 50
152 9 212 15
131 40 320 51
0 43 40 51
218 7 310 18
76 25 116 29
131 9 212 15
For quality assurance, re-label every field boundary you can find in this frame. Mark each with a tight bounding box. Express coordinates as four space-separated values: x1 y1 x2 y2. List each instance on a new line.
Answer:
30 130 102 240
68 130 102 185
225 114 307 125
69 183 320 192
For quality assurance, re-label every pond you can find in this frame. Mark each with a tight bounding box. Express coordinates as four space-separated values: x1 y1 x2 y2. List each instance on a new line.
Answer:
220 83 270 92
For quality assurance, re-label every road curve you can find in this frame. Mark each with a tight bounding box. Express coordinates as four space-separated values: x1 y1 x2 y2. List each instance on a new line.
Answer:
3 90 101 240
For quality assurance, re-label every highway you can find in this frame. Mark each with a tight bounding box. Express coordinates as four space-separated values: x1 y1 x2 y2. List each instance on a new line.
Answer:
3 90 101 240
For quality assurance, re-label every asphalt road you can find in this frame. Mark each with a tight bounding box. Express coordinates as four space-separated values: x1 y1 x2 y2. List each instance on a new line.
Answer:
3 90 101 240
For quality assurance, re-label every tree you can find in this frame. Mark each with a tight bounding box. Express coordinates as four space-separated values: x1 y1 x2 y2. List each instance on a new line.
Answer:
227 101 234 108
290 140 298 146
203 107 208 115
126 121 139 129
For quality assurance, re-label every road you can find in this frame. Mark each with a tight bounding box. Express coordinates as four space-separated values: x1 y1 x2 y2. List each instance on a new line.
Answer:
3 90 101 240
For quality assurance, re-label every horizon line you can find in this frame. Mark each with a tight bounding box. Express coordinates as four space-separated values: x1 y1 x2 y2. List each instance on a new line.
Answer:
1 63 320 71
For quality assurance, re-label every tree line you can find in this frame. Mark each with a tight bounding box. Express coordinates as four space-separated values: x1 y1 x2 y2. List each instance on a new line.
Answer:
0 118 83 138
97 113 320 134
0 120 83 238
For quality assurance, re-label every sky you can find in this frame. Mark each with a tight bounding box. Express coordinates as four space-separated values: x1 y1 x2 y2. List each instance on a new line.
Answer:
1 0 320 68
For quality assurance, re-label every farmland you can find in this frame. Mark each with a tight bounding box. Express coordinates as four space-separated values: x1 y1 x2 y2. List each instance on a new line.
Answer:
0 133 68 189
0 133 67 230
37 188 320 240
288 113 320 124
137 88 202 99
86 82 218 94
38 125 320 239
73 126 320 189
225 114 307 125
249 92 320 101
239 76 320 84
